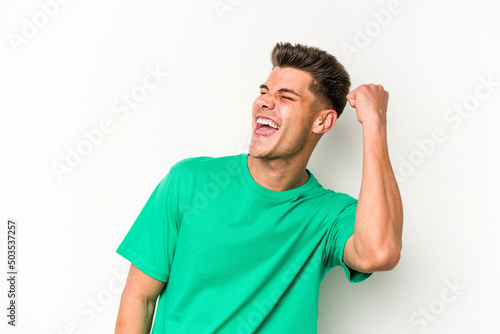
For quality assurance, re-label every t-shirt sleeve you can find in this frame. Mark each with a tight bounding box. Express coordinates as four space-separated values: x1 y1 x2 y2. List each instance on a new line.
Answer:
323 200 373 283
116 169 180 283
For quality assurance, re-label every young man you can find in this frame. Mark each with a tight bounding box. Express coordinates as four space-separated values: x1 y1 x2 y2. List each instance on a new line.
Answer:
115 42 403 334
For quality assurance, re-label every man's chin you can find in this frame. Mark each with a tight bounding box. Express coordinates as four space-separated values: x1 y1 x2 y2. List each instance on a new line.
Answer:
248 143 270 159
248 149 265 159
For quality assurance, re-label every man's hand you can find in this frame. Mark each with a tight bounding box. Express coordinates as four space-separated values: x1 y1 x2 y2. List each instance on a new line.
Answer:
346 84 389 126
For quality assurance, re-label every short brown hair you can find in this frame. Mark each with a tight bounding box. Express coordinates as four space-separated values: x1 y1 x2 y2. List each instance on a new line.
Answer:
271 42 351 117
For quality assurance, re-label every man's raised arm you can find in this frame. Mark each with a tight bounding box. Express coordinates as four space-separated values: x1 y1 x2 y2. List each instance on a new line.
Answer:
115 264 166 334
342 84 404 274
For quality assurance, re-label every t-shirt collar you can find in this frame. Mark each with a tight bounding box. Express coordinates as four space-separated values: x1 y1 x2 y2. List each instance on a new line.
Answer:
238 153 318 200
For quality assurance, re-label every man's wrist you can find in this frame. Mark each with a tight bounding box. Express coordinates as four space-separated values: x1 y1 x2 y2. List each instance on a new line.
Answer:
361 118 387 136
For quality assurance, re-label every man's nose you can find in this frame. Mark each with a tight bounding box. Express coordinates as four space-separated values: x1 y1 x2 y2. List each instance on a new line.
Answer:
256 93 275 110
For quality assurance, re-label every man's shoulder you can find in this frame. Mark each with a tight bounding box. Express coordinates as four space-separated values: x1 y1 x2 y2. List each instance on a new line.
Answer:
308 175 358 208
317 188 357 207
170 154 242 175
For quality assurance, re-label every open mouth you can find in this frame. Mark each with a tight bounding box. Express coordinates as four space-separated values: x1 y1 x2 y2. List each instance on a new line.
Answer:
254 117 280 136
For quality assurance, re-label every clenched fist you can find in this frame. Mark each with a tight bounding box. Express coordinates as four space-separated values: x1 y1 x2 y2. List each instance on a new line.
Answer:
346 84 389 126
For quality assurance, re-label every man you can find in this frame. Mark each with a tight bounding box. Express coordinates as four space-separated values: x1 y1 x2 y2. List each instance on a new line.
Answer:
115 42 403 333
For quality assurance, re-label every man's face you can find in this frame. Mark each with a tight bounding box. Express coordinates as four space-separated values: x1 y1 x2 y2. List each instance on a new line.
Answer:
249 66 320 160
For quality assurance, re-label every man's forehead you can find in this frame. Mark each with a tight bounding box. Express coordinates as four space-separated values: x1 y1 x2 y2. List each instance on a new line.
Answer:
262 66 314 93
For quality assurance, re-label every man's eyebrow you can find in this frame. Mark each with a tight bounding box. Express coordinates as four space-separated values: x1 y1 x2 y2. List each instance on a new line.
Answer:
259 84 301 97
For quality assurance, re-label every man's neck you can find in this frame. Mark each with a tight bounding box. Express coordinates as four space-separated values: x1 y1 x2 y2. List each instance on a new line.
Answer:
246 155 310 191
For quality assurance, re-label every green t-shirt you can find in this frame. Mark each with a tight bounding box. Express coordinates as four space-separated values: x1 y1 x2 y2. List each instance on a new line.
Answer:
116 154 371 333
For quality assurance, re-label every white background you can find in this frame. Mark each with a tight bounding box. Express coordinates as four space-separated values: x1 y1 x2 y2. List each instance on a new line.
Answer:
1 0 499 333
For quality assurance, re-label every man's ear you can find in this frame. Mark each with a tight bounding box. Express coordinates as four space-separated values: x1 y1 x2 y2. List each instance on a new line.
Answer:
312 110 337 134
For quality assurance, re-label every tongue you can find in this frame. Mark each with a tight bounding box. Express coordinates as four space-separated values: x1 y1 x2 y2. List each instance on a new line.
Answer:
255 125 278 136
